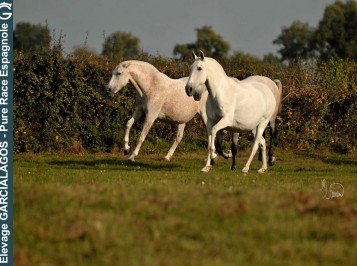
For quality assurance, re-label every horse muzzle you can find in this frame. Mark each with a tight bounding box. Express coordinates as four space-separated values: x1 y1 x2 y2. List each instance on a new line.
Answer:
185 84 194 97
106 86 115 97
193 92 202 101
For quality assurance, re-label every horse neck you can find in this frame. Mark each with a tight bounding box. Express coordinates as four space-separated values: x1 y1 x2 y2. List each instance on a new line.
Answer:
129 65 161 97
205 62 231 100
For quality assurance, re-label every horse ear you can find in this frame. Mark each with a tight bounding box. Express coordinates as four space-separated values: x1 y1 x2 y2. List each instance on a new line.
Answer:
199 50 205 61
192 51 198 60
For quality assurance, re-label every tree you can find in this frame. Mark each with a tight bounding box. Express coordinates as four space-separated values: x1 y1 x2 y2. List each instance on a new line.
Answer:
315 0 357 60
173 26 231 60
263 53 281 64
101 31 140 62
273 1 357 61
14 22 51 54
72 45 97 58
273 21 315 62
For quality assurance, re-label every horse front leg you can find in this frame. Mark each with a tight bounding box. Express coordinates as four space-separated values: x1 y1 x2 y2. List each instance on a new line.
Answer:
124 109 143 156
215 130 230 160
128 113 157 162
201 133 212 173
200 122 213 172
210 117 231 162
164 123 185 161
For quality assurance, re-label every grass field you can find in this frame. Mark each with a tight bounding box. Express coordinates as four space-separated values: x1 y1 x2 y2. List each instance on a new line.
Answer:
14 149 357 266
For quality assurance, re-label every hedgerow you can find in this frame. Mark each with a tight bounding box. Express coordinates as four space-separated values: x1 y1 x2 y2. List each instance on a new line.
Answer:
14 50 357 154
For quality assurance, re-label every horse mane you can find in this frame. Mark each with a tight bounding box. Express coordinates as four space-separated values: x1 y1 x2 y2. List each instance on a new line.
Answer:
205 57 228 77
121 60 160 73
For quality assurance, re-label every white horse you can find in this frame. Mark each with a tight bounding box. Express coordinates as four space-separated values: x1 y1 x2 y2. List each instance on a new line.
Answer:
106 60 212 161
185 51 281 173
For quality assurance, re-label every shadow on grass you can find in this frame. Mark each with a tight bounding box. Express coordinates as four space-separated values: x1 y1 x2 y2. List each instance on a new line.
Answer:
48 157 183 171
296 152 357 166
322 158 357 166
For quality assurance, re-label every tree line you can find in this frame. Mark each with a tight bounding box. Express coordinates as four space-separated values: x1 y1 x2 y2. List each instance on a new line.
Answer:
14 1 357 62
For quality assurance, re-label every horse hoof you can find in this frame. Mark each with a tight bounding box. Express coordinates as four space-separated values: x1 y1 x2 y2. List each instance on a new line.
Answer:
128 155 135 162
201 166 211 173
225 150 232 158
221 151 231 159
211 151 217 160
269 156 276 166
164 156 170 161
231 166 236 171
241 167 249 174
258 168 267 174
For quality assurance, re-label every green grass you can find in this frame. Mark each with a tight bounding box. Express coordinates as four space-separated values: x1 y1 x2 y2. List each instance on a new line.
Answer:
14 150 357 266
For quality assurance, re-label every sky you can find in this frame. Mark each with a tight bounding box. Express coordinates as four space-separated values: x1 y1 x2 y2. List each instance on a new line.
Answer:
15 0 335 58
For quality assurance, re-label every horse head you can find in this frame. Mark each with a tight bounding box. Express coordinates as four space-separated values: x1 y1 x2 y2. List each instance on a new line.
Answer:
185 50 208 101
106 62 131 97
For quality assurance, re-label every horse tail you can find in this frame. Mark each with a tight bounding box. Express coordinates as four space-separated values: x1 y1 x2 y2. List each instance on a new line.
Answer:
266 79 283 166
274 79 283 113
274 79 282 95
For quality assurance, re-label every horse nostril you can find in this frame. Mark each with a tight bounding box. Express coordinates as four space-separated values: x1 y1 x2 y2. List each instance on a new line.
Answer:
107 87 111 93
185 85 192 96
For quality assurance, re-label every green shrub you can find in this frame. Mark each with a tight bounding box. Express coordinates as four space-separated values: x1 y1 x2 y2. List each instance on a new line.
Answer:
277 59 356 153
14 50 357 154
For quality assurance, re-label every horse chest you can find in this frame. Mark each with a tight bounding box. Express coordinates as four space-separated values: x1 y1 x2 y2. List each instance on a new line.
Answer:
206 98 225 118
207 111 222 125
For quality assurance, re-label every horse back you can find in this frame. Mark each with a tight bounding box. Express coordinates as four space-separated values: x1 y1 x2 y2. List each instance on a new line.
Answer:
236 76 276 118
242 75 281 108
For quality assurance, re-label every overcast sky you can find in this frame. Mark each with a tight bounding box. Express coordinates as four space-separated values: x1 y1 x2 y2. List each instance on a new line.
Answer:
15 0 335 58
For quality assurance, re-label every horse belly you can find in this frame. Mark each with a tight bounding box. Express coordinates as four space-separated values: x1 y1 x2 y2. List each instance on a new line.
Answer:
157 112 180 123
160 103 198 123
233 89 274 130
233 108 266 131
232 119 256 131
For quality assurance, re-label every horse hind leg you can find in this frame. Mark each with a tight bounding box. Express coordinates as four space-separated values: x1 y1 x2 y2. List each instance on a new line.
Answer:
164 123 185 161
268 121 277 166
268 127 275 166
242 123 268 174
258 124 276 166
257 137 267 173
258 130 266 162
230 133 239 171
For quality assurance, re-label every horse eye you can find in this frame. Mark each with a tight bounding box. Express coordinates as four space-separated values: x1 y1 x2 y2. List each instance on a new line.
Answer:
116 72 121 76
197 67 202 71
